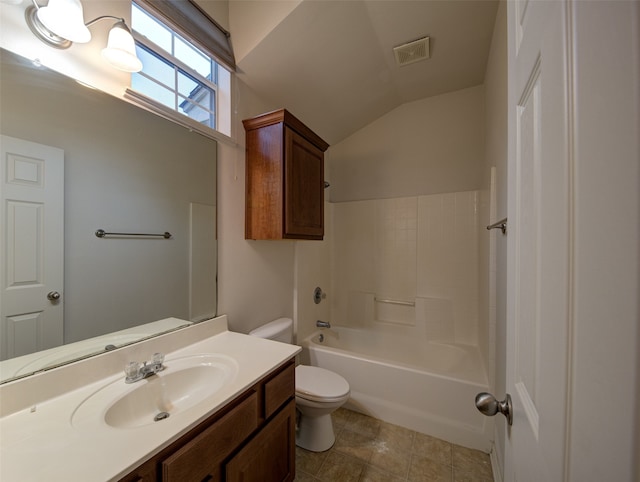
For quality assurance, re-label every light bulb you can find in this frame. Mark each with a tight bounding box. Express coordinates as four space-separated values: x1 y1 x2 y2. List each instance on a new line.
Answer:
37 0 91 43
101 21 142 72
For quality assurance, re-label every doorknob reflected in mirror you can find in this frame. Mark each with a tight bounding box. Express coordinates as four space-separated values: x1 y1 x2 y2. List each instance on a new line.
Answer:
47 291 61 301
475 392 513 426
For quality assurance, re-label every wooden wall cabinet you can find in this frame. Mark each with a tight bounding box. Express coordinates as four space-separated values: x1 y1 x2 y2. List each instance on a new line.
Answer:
119 360 296 482
243 109 329 240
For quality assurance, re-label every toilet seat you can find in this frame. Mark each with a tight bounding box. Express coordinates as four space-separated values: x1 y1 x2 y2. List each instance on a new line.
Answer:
295 365 350 403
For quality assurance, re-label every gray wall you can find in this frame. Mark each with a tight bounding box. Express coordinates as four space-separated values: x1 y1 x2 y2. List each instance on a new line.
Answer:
1 56 216 343
327 85 485 203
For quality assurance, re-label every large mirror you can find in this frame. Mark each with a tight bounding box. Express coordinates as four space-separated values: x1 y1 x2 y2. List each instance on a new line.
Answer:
0 48 217 383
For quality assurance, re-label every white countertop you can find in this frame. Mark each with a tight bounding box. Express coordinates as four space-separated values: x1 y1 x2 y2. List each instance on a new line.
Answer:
0 316 300 482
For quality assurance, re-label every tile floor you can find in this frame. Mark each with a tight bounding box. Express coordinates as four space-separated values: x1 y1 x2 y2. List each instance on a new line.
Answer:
295 408 493 482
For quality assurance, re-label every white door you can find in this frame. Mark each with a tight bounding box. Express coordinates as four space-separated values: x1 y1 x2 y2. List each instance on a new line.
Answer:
504 0 571 480
0 135 64 360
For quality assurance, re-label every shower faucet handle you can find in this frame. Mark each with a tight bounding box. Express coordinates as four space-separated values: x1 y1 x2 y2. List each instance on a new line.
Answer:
313 287 327 304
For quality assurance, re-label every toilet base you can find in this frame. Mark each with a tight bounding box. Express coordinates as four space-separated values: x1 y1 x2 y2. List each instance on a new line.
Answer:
295 410 335 452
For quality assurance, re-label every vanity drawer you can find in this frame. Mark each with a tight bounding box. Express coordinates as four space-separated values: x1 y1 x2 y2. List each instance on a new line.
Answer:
162 391 259 481
263 361 295 419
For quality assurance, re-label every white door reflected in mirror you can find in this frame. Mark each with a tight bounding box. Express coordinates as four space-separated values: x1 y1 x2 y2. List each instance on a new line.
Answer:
0 135 64 360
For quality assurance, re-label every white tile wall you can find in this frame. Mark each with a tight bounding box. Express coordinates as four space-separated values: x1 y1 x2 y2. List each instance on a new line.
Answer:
331 201 376 327
332 191 483 347
374 197 417 302
418 191 480 345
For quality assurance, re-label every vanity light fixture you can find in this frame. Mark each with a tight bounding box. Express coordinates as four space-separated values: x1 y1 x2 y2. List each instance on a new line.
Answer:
25 0 142 72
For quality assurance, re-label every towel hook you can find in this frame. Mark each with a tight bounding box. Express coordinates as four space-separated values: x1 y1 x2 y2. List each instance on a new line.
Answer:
486 218 507 235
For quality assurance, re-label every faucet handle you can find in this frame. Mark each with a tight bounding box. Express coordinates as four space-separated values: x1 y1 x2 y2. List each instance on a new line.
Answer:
125 361 141 378
152 352 164 364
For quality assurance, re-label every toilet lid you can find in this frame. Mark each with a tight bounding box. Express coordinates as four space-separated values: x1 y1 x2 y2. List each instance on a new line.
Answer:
295 365 350 402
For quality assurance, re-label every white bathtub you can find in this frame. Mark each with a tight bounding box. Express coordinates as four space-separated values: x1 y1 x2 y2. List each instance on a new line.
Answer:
300 327 492 451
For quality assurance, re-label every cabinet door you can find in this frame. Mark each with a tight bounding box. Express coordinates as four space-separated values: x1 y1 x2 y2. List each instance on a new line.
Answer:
162 392 258 481
245 123 285 240
226 400 296 482
284 127 324 239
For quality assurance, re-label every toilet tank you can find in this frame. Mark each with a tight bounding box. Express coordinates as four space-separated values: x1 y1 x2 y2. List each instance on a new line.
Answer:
248 318 293 344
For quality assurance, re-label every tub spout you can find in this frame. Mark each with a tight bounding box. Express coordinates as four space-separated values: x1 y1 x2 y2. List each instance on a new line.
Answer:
316 320 331 329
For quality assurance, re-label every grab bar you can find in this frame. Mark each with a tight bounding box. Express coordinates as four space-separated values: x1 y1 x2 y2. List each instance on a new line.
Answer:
374 297 415 307
95 229 172 239
486 217 507 235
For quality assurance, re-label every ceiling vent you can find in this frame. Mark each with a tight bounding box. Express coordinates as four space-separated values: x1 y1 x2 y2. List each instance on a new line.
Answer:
393 37 430 67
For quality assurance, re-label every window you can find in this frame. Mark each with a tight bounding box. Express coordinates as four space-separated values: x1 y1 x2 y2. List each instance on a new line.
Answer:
129 2 232 138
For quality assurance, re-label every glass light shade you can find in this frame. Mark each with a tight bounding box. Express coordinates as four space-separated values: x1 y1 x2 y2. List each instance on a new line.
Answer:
101 22 143 72
37 0 91 43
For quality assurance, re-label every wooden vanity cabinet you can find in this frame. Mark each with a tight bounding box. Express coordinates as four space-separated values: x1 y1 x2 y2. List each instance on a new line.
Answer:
119 359 296 482
243 109 329 240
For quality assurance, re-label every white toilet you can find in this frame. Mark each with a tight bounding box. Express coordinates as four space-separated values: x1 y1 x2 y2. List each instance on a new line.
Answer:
249 318 350 452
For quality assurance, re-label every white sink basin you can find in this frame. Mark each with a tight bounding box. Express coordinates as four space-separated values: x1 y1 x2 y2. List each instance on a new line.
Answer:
72 354 238 430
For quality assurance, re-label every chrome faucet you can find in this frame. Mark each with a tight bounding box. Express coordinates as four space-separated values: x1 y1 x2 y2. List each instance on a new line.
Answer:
316 320 331 329
125 352 165 383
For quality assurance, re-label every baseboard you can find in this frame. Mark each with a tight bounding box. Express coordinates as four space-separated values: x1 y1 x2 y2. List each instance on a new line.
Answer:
490 423 504 482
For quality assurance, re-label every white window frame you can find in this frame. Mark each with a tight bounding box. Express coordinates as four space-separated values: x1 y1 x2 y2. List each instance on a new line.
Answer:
125 1 234 143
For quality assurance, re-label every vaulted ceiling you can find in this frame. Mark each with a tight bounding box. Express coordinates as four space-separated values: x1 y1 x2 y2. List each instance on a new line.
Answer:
225 0 499 145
